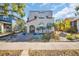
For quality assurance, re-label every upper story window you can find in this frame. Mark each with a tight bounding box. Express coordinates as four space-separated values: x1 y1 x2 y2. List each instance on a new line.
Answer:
0 15 3 19
34 16 37 19
46 16 52 19
39 17 44 19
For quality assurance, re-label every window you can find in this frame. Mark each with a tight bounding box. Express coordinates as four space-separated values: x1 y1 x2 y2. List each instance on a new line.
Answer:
34 16 37 19
0 15 3 20
46 16 52 19
39 17 44 19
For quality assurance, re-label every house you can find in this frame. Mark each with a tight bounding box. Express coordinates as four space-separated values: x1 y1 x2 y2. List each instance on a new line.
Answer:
64 18 72 31
70 18 79 32
26 11 54 33
63 17 79 33
0 15 12 34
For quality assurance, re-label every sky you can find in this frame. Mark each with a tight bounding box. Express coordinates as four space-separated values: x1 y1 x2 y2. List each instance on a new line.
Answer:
23 3 78 21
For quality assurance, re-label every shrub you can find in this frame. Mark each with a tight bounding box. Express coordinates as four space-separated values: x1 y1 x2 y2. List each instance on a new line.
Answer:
75 34 79 39
66 34 75 40
65 28 77 33
42 33 50 41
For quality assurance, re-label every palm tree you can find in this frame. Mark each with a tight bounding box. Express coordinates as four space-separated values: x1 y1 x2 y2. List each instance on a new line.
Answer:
47 23 52 33
37 27 40 33
38 23 45 34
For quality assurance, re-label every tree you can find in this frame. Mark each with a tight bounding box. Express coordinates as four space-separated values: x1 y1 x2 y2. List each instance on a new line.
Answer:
16 18 26 32
75 5 79 16
37 27 40 33
47 23 52 33
0 3 26 32
0 3 26 18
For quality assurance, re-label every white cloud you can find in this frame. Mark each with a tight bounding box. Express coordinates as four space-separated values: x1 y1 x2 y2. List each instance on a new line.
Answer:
65 13 75 18
70 3 79 8
40 3 48 6
54 4 76 19
54 7 72 17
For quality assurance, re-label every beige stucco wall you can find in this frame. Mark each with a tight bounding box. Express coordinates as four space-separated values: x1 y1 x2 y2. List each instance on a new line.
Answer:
26 11 54 33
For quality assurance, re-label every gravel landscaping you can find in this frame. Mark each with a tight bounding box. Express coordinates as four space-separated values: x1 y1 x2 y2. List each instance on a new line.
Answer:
29 49 79 56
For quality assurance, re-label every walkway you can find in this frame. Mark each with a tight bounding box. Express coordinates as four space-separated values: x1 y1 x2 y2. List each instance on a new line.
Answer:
0 42 79 50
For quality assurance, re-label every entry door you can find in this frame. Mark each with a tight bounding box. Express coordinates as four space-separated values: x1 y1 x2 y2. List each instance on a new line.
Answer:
29 25 35 33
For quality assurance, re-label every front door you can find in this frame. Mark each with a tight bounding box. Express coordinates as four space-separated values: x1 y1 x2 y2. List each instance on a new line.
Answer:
29 25 35 33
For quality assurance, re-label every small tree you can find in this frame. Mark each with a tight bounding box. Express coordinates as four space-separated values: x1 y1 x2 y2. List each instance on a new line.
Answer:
37 27 40 33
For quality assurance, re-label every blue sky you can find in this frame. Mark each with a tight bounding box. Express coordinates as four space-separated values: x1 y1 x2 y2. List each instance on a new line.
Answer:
23 3 77 21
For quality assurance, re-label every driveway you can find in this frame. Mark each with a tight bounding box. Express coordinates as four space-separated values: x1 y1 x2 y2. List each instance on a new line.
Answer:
0 33 33 42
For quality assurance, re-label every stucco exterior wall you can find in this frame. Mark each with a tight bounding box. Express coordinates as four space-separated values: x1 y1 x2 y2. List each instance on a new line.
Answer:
77 20 79 32
26 11 54 33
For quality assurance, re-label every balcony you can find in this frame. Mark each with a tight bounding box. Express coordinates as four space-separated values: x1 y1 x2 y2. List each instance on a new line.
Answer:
0 4 4 7
0 15 12 23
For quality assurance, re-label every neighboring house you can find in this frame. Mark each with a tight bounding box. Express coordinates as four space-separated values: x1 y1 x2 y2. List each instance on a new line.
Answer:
0 15 12 34
26 11 54 33
63 17 79 33
70 18 79 32
64 18 72 31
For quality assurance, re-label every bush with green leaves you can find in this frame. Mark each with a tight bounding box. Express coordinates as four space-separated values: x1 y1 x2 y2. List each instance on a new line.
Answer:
66 34 75 40
42 33 50 41
75 34 79 39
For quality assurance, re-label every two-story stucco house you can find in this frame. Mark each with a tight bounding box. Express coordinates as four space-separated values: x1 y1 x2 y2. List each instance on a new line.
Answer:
26 11 54 33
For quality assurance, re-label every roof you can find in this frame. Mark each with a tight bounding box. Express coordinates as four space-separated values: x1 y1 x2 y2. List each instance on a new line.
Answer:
64 17 79 22
71 18 79 22
29 10 53 12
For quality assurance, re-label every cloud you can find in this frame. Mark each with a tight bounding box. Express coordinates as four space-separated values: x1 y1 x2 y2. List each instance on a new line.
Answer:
54 4 76 19
54 7 71 17
66 14 75 18
70 3 79 8
40 3 48 6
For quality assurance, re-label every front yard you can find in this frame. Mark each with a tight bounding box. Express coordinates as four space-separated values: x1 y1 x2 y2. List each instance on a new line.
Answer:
50 31 79 42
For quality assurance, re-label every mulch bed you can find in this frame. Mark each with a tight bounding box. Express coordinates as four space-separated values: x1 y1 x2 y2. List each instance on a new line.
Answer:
0 50 23 56
29 49 79 56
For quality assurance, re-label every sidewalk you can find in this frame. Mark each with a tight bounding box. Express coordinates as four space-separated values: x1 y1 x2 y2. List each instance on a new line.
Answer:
0 42 79 50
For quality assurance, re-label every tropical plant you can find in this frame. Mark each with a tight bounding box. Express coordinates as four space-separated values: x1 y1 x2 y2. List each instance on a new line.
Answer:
47 23 52 31
37 27 40 33
42 33 50 42
16 19 26 32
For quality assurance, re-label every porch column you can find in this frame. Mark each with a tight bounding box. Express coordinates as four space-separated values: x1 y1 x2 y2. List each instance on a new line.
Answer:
77 20 79 32
1 24 4 33
27 25 30 33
